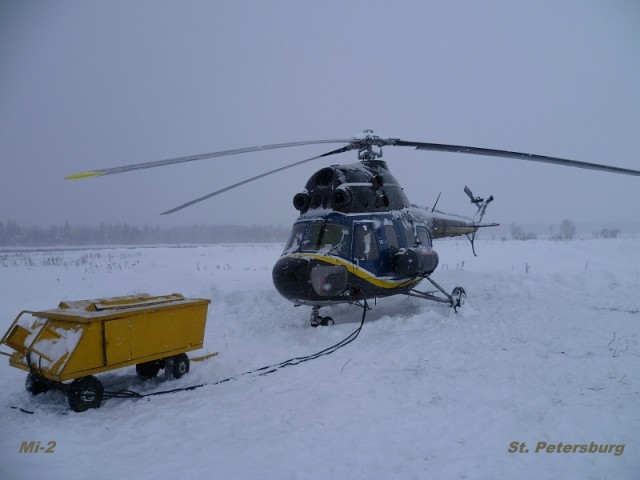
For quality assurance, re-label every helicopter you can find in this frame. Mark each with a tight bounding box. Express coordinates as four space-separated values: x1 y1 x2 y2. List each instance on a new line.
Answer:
67 130 640 327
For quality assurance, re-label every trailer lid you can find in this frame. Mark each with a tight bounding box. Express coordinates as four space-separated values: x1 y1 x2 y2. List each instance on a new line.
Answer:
59 293 185 312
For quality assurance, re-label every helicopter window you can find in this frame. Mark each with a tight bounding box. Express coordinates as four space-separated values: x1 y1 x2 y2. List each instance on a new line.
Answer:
354 223 379 261
384 224 399 252
416 226 432 247
284 223 307 253
404 223 416 247
298 222 350 257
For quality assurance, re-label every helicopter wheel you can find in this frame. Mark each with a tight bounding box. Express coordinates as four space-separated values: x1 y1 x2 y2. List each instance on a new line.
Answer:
320 316 334 326
310 307 334 327
311 316 334 327
451 287 466 312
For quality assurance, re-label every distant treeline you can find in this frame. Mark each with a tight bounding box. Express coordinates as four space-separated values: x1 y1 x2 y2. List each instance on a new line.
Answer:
0 220 290 247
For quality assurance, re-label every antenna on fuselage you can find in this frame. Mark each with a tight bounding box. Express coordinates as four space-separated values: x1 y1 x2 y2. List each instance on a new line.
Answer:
431 192 442 212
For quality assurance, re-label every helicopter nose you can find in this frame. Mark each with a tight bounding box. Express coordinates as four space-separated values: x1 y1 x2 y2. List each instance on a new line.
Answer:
273 256 350 302
272 256 313 301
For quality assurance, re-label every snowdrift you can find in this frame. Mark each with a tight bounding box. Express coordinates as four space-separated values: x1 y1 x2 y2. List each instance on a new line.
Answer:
0 239 638 479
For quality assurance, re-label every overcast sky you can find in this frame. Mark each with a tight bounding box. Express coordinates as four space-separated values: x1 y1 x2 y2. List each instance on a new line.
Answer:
1 1 639 230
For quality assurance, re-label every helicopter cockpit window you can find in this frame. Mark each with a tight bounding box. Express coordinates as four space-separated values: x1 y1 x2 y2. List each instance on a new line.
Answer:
416 226 432 247
292 221 351 257
284 223 307 253
354 223 380 261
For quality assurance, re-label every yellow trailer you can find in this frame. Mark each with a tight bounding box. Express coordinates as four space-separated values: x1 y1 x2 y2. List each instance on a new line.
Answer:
1 293 211 412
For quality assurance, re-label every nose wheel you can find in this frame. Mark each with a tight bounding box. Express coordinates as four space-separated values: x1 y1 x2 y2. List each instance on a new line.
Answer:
310 306 334 327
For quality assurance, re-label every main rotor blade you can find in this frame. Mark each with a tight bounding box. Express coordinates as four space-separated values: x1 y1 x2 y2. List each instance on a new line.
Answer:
66 139 352 180
161 145 353 215
394 140 640 176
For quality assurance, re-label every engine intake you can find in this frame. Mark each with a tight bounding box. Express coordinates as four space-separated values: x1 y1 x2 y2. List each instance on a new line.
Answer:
330 188 353 209
293 192 311 212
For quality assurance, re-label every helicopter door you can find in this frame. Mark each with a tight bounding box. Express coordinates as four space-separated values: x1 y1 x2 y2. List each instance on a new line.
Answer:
352 221 380 272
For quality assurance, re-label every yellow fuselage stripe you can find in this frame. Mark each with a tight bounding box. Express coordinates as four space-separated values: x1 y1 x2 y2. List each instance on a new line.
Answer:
284 253 421 289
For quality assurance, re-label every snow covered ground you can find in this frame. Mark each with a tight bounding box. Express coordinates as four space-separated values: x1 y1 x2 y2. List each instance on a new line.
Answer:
0 238 638 479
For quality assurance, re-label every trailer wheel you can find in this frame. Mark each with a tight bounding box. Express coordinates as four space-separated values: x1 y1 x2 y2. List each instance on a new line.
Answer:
26 373 50 396
136 360 163 379
165 354 190 379
68 376 104 412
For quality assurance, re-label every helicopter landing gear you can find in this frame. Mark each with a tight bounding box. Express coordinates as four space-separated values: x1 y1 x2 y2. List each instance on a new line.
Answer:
310 306 334 327
405 277 467 312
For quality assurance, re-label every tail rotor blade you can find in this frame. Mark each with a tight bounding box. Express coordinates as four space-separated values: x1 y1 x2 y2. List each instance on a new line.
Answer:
464 186 475 201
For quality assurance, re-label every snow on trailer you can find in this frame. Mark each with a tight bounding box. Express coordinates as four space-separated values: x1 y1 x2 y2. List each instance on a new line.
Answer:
0 293 211 412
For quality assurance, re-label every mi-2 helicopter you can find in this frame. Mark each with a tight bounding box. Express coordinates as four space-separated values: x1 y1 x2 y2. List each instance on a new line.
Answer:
67 130 640 326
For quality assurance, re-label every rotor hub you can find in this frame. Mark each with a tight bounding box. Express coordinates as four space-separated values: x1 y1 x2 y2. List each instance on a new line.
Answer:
353 129 396 162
